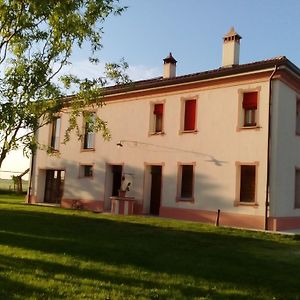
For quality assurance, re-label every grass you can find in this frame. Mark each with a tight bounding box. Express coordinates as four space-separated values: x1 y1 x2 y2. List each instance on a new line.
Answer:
0 194 300 299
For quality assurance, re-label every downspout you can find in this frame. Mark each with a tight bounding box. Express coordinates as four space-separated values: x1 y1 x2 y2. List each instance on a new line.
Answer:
27 149 35 204
27 130 37 204
265 65 278 230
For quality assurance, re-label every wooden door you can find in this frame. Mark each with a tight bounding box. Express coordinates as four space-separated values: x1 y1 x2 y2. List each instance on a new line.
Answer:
111 165 122 197
44 170 64 204
150 166 162 215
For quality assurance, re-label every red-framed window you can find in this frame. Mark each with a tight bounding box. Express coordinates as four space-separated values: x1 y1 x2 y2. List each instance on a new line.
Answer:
243 92 257 127
183 99 196 131
153 103 163 133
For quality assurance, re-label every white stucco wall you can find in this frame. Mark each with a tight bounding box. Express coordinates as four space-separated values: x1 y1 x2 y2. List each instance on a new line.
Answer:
269 80 300 217
32 75 272 218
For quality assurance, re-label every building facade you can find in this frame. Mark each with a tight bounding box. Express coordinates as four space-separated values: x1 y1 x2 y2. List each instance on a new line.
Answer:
29 28 300 231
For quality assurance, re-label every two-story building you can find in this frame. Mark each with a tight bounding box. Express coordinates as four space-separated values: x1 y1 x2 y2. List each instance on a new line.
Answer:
28 28 300 231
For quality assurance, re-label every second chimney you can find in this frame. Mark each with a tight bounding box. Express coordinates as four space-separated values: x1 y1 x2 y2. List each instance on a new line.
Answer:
222 27 242 67
163 52 177 78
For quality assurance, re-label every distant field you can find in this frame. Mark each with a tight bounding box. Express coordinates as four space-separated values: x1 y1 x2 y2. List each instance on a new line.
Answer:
0 179 28 193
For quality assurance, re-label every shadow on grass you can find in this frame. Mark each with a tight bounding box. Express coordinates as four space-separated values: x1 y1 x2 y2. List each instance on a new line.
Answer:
0 203 300 299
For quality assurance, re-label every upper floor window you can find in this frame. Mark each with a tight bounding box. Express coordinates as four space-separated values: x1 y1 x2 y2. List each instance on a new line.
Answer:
83 112 95 150
296 99 300 135
152 103 164 133
50 117 61 151
183 99 197 132
242 92 257 127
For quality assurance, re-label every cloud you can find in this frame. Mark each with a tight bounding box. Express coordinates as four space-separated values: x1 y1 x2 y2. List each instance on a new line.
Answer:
58 60 161 83
127 65 161 81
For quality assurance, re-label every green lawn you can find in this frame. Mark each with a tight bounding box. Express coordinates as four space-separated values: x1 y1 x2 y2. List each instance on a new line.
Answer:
0 194 299 299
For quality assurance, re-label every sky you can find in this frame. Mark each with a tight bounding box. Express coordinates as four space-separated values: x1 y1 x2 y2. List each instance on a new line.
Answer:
2 0 300 179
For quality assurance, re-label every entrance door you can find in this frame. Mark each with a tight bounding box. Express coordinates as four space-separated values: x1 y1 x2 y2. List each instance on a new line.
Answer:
111 165 122 196
150 166 162 215
44 170 65 204
104 164 123 211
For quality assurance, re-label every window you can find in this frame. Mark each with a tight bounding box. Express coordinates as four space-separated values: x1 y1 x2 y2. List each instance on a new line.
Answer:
80 165 93 178
295 169 300 208
50 117 61 151
83 112 95 149
243 92 257 127
296 99 300 135
177 164 194 200
152 103 164 133
183 99 196 131
239 165 256 203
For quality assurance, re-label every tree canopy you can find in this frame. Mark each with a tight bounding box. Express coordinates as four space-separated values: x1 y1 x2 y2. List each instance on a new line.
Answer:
0 0 127 167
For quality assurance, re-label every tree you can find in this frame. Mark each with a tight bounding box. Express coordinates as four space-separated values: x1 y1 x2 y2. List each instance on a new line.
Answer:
0 0 128 168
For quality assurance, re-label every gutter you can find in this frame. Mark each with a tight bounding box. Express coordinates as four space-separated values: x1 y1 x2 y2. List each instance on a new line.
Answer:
265 65 278 230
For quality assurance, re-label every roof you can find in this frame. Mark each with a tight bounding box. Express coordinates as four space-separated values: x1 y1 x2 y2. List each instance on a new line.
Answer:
101 56 300 96
64 56 300 100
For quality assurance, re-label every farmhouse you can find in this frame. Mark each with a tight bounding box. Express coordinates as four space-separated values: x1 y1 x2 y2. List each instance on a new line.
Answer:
29 28 300 231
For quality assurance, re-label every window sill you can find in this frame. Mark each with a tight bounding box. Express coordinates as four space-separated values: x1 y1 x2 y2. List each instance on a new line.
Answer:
176 197 195 203
179 129 198 135
234 201 258 207
149 131 165 136
81 148 95 152
47 149 60 155
237 125 261 131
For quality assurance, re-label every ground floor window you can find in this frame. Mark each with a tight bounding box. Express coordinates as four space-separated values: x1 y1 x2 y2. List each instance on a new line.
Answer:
295 169 300 208
239 165 256 203
79 165 94 178
235 163 258 205
177 164 194 201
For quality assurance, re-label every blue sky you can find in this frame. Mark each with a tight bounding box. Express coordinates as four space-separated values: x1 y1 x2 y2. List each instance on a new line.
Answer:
96 0 300 76
2 0 300 178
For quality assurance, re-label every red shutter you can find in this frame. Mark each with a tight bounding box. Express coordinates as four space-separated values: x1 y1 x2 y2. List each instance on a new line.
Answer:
184 100 196 130
243 92 257 109
154 104 163 115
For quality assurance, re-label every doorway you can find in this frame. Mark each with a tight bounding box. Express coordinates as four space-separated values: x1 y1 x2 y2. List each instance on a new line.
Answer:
149 166 162 215
104 164 123 210
44 170 65 204
111 165 123 196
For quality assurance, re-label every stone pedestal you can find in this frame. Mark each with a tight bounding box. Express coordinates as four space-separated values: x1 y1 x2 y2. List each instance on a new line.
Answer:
110 196 135 215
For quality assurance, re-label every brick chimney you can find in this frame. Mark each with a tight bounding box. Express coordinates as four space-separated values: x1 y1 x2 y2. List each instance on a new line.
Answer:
222 27 242 67
163 52 177 78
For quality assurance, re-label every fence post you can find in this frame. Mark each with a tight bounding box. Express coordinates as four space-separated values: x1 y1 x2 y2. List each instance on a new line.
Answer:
215 209 221 227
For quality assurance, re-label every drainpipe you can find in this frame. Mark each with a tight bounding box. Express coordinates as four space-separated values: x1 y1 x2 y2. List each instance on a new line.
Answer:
27 149 35 204
27 130 37 204
265 65 278 230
